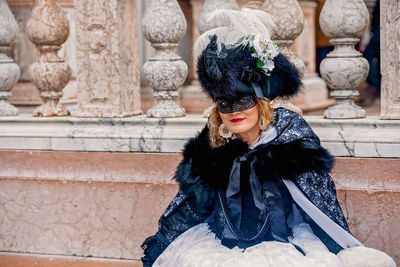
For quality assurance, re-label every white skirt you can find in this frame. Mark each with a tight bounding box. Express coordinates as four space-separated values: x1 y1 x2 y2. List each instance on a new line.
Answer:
153 223 343 267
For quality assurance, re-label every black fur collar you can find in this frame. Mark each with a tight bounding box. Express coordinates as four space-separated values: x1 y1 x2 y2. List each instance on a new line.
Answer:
175 124 333 196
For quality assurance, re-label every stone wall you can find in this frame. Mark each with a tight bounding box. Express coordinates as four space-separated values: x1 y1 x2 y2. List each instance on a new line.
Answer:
0 150 399 265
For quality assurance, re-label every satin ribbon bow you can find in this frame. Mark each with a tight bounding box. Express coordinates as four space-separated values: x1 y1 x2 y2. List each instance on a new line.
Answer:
223 152 266 240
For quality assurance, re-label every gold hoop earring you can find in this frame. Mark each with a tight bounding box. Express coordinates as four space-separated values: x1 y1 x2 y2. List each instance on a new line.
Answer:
219 123 232 138
258 118 268 131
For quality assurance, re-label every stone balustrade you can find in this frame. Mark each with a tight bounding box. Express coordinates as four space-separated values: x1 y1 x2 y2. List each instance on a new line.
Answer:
290 0 333 112
263 0 305 75
0 0 20 116
26 0 71 116
3 0 397 120
263 0 304 114
142 0 187 118
0 114 400 157
319 0 370 119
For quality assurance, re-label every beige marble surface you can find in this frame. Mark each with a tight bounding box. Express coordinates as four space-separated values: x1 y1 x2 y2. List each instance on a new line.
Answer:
6 0 73 7
0 114 400 158
0 178 178 260
75 0 141 117
26 0 71 116
0 0 20 116
380 0 400 119
0 153 398 263
142 0 187 117
0 252 141 267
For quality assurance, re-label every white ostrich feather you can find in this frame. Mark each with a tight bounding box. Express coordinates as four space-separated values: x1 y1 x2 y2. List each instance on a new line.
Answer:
193 27 229 60
193 8 275 59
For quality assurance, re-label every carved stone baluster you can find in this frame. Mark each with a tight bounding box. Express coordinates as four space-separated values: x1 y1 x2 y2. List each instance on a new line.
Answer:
263 0 305 75
27 0 71 116
0 0 20 116
319 0 369 119
290 1 333 112
263 0 304 114
142 0 187 118
198 0 239 117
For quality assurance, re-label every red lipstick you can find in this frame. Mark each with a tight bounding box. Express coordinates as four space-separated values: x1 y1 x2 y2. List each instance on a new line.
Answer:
231 118 244 123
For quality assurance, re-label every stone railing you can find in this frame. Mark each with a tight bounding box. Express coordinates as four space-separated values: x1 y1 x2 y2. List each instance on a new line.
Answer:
2 0 398 120
1 0 398 150
0 114 399 158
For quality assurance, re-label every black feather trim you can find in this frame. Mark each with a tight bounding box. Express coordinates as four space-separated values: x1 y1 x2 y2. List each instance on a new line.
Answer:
197 36 302 101
253 140 334 183
267 53 303 100
175 126 334 197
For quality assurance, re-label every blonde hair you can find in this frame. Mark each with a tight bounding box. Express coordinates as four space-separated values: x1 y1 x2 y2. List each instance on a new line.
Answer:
207 98 274 148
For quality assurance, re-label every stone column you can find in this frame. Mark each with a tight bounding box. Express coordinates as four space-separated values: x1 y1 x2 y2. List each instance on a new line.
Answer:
292 0 317 77
6 0 76 114
263 0 305 114
319 0 369 119
263 0 305 75
380 0 400 119
0 0 20 116
142 0 187 118
75 0 141 117
291 0 332 112
177 0 214 114
26 0 70 116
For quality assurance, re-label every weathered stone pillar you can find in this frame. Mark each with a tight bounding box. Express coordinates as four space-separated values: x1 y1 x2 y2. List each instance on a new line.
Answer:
175 0 214 114
142 0 187 118
26 0 71 116
380 0 400 119
75 0 141 117
319 0 369 119
291 0 332 112
0 0 20 116
263 0 305 75
6 1 75 114
263 0 304 114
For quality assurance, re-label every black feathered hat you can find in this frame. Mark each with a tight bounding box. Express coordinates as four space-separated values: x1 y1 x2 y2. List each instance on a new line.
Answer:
197 34 302 102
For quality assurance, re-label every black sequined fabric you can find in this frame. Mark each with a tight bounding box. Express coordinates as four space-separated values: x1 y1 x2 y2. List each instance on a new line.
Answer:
271 107 320 145
295 171 348 231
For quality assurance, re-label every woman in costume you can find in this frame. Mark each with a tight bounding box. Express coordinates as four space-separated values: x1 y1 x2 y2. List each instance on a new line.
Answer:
141 8 395 267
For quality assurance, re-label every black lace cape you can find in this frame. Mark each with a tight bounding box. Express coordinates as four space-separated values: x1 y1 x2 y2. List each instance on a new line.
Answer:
141 108 351 266
174 108 349 253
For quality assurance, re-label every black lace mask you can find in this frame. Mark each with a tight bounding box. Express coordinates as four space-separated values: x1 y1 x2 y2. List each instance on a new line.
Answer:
217 95 257 114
